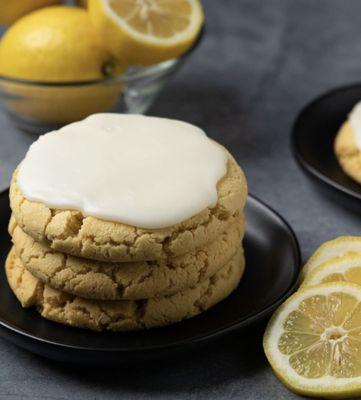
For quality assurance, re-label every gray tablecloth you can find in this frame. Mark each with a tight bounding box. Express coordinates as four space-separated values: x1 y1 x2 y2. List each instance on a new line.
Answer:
2 1 361 399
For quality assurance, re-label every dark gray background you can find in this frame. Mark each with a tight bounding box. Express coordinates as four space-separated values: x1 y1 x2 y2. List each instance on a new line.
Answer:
1 0 361 398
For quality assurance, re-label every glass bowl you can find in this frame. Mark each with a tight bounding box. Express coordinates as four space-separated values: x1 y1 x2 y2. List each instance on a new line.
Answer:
0 29 203 134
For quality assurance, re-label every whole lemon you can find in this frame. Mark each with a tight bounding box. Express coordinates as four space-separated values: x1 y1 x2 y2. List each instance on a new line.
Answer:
0 6 118 82
0 6 123 126
0 0 61 26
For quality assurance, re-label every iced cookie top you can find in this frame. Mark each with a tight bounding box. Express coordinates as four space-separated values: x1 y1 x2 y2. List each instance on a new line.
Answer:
349 102 361 148
17 113 228 228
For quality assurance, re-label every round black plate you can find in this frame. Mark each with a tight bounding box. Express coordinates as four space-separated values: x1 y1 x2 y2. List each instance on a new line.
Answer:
0 190 300 364
293 83 361 200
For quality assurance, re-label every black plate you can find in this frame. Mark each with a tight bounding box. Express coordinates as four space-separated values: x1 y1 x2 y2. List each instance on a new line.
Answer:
0 189 300 364
293 83 361 200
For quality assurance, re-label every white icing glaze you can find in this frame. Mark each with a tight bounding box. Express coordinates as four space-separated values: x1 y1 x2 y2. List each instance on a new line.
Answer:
17 114 228 228
349 101 361 148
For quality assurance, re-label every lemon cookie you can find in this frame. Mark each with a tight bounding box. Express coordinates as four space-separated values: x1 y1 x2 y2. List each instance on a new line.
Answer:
10 114 247 262
10 218 244 300
10 155 246 262
335 117 361 184
6 247 245 331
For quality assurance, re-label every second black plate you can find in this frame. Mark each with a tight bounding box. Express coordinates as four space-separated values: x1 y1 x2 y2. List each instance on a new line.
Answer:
0 190 300 364
293 83 361 200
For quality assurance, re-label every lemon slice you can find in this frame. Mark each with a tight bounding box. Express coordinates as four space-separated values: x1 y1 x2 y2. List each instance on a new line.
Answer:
264 282 361 398
301 236 361 281
88 0 204 66
302 255 361 289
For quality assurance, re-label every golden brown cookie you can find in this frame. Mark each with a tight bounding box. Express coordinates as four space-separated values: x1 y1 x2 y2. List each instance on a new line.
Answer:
334 121 361 184
10 217 244 300
10 153 247 262
6 247 245 331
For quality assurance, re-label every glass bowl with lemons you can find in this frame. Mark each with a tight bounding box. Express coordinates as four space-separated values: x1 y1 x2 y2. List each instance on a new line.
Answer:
0 1 204 133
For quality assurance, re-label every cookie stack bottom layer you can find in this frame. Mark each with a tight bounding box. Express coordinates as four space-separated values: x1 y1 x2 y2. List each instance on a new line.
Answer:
6 247 245 332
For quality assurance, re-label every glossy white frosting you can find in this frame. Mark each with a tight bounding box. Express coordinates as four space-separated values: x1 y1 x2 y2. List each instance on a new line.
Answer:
17 113 228 228
349 101 361 148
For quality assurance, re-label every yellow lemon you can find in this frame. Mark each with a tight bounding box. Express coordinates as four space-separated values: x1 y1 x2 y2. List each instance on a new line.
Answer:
302 254 361 288
0 0 61 26
264 282 361 398
88 0 204 66
301 236 361 281
2 81 122 126
0 6 123 125
0 6 119 82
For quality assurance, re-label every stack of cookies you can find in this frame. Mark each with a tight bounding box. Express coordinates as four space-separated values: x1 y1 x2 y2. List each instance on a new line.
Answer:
5 115 248 332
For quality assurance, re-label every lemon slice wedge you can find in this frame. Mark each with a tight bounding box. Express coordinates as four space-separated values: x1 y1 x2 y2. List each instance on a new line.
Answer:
301 236 361 281
88 0 204 66
264 282 361 398
302 254 361 289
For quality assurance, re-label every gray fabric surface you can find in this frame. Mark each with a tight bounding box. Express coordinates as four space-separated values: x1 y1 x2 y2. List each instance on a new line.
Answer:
1 0 361 398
